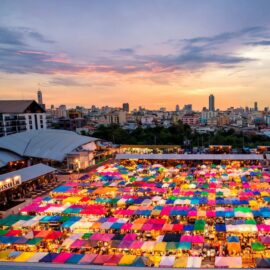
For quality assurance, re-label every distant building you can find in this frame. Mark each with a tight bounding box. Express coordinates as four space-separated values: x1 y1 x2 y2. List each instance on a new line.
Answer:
254 102 258 111
58 105 67 118
209 94 215 111
201 110 218 122
0 100 47 137
37 90 45 109
265 115 270 126
176 104 180 112
98 110 127 125
122 103 129 112
182 113 199 126
183 104 192 112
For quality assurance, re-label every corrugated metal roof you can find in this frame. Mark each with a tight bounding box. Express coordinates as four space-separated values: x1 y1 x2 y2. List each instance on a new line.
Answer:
115 153 264 160
0 150 22 168
0 163 56 183
0 129 98 161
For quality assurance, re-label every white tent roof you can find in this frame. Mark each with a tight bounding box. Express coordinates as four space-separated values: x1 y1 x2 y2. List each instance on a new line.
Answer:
0 129 98 161
116 153 264 160
0 163 57 183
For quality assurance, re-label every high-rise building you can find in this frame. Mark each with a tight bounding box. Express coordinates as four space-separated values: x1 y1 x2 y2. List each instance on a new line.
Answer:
37 90 45 109
209 94 215 111
254 102 258 111
122 103 129 112
176 104 180 112
37 90 43 104
183 104 192 112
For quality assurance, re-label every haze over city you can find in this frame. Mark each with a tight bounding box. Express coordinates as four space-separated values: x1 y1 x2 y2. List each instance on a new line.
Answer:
1 0 270 109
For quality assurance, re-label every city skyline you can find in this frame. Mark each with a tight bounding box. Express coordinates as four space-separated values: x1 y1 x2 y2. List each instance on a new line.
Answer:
1 0 270 109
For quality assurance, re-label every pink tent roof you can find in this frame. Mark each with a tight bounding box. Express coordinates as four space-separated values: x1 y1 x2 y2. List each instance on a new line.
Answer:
70 239 87 248
130 240 144 249
141 224 153 231
107 217 118 222
160 206 172 216
188 211 197 217
100 234 115 242
78 254 97 264
147 218 166 224
192 235 204 244
104 254 123 266
181 235 192 242
123 233 137 241
206 211 216 217
92 254 113 265
257 224 270 232
121 223 133 230
52 252 72 263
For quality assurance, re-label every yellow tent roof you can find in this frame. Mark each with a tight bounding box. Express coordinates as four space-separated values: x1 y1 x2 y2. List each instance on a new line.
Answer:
174 256 188 268
0 250 12 261
154 242 166 252
13 252 36 262
63 196 82 204
118 255 137 265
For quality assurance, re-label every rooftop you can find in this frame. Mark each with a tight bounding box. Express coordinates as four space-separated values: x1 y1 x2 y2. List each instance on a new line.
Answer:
0 163 56 183
0 100 45 113
0 129 98 162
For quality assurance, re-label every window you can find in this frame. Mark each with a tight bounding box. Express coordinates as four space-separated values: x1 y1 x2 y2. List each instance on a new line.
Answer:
30 125 32 129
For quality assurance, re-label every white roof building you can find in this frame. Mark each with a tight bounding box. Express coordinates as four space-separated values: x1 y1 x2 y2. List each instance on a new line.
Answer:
0 129 98 162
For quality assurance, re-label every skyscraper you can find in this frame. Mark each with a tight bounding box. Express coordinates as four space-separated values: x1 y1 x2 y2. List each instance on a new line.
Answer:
176 104 180 112
209 94 215 111
254 102 258 111
37 90 43 104
122 103 129 112
37 90 45 109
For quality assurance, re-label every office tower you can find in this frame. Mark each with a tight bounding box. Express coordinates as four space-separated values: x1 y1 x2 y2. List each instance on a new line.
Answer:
254 102 258 111
37 90 45 109
209 94 215 111
176 104 180 112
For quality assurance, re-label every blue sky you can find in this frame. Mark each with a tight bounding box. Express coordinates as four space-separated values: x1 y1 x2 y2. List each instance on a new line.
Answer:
1 0 270 109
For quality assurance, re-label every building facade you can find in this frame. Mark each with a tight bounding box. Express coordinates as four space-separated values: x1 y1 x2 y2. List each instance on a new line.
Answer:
209 94 215 111
0 100 47 137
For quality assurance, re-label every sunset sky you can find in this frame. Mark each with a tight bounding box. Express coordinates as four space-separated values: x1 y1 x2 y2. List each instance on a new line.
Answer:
1 0 270 110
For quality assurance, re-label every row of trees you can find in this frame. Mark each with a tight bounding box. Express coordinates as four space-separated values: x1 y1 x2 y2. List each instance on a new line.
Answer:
92 122 270 148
